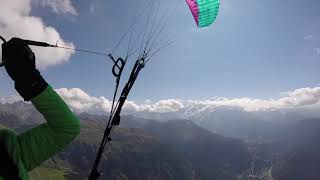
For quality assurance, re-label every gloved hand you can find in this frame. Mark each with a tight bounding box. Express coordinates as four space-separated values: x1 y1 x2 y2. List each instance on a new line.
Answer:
2 38 48 101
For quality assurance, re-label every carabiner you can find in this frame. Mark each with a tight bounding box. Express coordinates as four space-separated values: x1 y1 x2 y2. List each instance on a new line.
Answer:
112 57 125 78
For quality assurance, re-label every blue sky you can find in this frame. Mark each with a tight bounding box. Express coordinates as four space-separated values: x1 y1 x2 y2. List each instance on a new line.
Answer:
1 0 320 103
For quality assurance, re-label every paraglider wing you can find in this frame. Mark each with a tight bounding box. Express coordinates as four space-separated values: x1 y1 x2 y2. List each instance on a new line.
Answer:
186 0 220 27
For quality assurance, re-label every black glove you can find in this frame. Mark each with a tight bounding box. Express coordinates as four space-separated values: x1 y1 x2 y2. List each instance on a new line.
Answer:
2 38 48 101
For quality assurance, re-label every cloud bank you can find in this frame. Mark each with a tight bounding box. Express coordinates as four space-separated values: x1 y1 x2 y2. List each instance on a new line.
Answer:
0 0 76 69
1 86 320 115
1 87 320 120
53 87 320 115
54 89 185 114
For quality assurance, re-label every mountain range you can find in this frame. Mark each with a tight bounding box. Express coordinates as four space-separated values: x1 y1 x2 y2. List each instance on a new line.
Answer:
1 101 320 179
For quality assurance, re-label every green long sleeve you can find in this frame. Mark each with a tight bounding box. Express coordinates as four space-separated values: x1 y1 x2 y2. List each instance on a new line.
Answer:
0 85 80 179
18 85 80 171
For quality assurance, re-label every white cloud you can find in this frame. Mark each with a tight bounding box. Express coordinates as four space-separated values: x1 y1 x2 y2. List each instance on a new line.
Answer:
55 88 185 114
89 4 96 14
1 87 320 118
0 0 75 69
304 34 313 40
33 0 77 16
55 87 320 115
56 88 111 114
314 48 320 56
0 95 22 104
